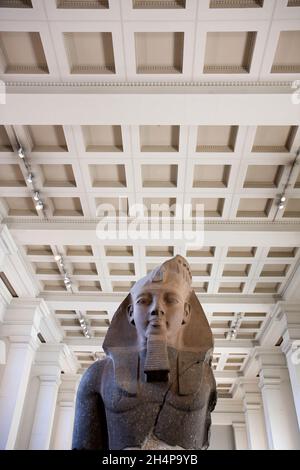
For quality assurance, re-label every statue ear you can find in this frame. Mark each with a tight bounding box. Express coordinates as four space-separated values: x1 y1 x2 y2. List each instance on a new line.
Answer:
182 302 191 325
127 304 135 326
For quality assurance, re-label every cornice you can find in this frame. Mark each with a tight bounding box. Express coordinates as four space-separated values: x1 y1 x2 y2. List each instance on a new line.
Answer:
5 217 300 227
3 80 295 92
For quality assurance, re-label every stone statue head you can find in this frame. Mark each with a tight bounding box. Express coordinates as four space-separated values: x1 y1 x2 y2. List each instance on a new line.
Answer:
103 255 215 388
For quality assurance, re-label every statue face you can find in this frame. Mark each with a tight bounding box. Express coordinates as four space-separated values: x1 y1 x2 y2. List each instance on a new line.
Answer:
129 282 190 348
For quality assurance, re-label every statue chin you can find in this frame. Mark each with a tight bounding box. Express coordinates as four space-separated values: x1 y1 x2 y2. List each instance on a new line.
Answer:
144 334 170 382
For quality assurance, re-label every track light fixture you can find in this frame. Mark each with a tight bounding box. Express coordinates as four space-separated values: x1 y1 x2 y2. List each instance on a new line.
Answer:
18 147 25 159
35 200 44 211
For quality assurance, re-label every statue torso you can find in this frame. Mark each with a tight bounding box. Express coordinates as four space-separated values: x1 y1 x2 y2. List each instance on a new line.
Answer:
99 349 214 450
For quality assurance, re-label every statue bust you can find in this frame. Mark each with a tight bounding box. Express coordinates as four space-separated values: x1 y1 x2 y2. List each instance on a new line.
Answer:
72 255 217 450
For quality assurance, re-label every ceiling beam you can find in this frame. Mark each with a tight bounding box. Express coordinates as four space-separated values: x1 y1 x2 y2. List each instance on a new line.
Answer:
1 84 299 125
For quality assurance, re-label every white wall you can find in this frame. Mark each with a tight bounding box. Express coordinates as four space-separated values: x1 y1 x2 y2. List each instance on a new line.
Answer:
209 425 235 450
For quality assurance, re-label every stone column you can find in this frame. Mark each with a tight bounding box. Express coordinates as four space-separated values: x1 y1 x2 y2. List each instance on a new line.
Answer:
51 374 81 450
28 344 65 450
0 300 43 449
256 348 300 450
238 379 268 450
279 305 300 429
232 422 248 450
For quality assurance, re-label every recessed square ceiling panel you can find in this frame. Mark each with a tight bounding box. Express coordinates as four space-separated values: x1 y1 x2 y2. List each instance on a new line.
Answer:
39 164 76 187
26 125 68 152
191 198 224 217
210 0 263 7
223 264 250 276
192 282 208 293
50 197 83 216
237 198 272 217
140 125 179 152
243 165 283 188
254 282 280 293
260 264 289 277
271 31 300 74
227 247 256 257
78 281 102 292
143 197 176 216
252 125 297 152
34 262 60 275
89 164 126 188
190 264 212 276
142 164 178 188
196 126 238 152
193 164 231 188
145 246 174 257
287 0 300 5
135 32 184 74
82 125 123 152
204 32 257 74
218 282 245 293
108 263 135 275
0 31 48 74
64 32 115 74
186 246 215 257
267 247 297 258
26 245 53 255
65 245 93 256
43 280 66 292
73 262 97 275
112 281 134 292
0 164 25 187
283 198 300 217
3 197 37 216
95 197 129 216
105 246 133 256
0 0 32 7
0 126 12 151
57 0 109 8
133 0 186 8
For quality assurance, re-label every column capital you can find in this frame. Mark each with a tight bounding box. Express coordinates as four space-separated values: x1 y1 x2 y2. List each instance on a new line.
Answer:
33 343 79 377
237 378 264 410
57 374 81 405
1 298 64 344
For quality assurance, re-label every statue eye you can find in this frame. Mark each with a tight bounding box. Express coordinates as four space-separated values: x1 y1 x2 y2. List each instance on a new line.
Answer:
166 296 179 304
137 298 148 305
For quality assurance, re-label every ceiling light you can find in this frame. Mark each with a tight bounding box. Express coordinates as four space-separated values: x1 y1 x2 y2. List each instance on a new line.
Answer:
26 173 33 183
278 203 285 210
18 147 25 159
35 200 44 211
54 254 62 262
280 196 286 203
33 191 40 201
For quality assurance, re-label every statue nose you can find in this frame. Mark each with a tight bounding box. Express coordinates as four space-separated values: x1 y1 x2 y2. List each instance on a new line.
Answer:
150 308 164 317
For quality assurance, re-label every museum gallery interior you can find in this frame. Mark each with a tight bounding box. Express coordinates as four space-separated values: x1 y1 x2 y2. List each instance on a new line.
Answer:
0 0 300 451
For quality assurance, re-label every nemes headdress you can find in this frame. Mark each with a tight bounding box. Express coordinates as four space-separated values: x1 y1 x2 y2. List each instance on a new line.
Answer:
103 255 214 394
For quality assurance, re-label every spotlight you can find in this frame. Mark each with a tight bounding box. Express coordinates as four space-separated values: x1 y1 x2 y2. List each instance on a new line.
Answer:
54 254 62 262
33 191 40 201
35 200 44 211
18 147 25 159
26 173 33 184
280 196 286 203
278 203 285 210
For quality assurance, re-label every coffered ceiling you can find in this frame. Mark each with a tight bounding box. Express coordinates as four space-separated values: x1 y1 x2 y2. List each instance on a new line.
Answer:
0 0 300 398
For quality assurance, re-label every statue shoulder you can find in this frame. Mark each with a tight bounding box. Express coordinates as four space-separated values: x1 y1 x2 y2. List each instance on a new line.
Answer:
77 357 112 397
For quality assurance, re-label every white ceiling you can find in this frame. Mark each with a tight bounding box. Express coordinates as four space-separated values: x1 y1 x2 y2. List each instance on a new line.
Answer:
0 0 300 398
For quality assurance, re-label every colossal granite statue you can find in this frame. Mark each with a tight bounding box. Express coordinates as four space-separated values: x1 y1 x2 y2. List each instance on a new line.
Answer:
72 255 217 450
